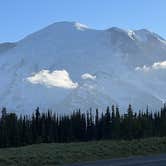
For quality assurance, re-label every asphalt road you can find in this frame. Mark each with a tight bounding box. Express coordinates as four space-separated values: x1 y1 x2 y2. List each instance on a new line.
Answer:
68 154 166 166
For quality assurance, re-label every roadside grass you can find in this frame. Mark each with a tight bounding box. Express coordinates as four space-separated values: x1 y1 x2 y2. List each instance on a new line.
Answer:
0 137 166 166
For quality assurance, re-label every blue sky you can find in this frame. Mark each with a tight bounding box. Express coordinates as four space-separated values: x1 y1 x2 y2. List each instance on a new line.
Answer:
0 0 165 42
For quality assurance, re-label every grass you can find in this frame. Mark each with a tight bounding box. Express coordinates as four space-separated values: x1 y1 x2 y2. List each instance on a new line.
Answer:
0 137 166 165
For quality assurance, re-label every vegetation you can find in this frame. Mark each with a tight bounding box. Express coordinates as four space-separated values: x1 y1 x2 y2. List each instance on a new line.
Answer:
0 137 166 165
1 104 166 148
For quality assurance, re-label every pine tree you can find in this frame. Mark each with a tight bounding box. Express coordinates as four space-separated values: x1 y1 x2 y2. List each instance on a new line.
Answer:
95 108 100 140
104 106 111 139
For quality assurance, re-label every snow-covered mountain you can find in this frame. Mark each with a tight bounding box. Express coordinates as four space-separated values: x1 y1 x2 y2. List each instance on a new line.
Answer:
0 21 166 114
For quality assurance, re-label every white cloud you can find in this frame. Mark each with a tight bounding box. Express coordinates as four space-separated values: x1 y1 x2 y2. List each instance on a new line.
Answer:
27 70 78 89
81 73 96 80
135 65 150 72
152 61 166 70
135 61 166 72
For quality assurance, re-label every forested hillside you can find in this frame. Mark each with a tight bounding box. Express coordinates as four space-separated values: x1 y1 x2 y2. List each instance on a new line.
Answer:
1 104 166 148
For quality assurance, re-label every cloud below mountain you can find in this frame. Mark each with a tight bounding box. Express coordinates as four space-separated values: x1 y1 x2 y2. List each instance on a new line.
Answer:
81 73 96 80
135 61 166 72
27 70 78 89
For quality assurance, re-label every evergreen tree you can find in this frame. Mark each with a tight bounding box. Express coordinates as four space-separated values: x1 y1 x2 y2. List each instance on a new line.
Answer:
103 106 111 139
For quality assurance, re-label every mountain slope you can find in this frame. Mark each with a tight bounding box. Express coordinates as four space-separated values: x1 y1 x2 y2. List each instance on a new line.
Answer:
0 21 166 113
0 42 16 54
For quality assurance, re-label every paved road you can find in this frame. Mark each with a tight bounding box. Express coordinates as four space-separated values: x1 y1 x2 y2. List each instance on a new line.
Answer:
68 154 166 166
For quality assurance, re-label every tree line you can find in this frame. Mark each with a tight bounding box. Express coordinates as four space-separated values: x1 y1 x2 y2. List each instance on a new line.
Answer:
0 104 166 148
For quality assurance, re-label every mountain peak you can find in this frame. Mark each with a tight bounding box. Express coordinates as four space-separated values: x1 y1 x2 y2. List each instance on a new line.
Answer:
107 26 125 32
134 29 166 43
45 21 89 31
74 22 89 30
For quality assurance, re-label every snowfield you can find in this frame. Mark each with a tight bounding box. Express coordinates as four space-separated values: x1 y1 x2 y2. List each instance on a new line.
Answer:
0 21 166 114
